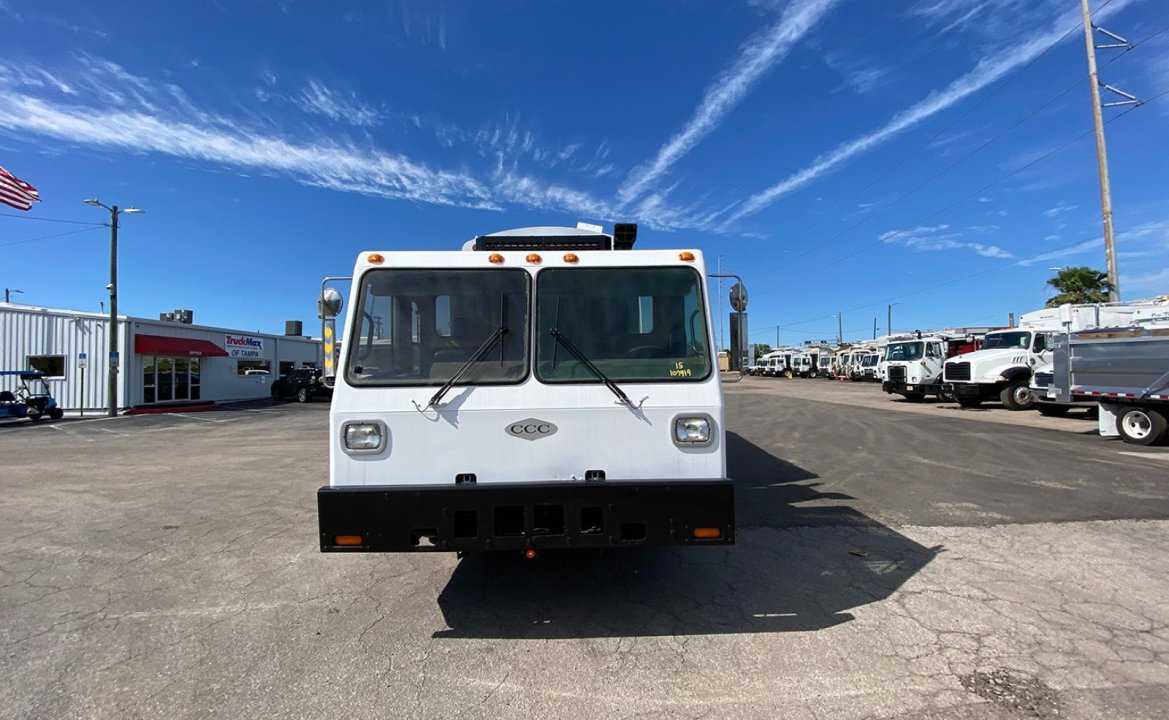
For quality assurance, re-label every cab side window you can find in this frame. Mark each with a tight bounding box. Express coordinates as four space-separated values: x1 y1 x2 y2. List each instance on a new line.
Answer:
1033 334 1047 352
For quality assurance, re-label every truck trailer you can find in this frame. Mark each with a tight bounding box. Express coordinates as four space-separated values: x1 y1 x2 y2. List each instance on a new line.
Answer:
1045 325 1169 445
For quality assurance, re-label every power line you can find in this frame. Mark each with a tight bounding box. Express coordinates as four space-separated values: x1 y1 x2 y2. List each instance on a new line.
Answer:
0 212 105 226
755 90 1160 300
765 15 1085 255
0 225 104 249
747 3 1152 290
750 224 1169 338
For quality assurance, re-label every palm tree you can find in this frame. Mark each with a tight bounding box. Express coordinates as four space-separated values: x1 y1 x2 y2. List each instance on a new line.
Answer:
1045 266 1113 307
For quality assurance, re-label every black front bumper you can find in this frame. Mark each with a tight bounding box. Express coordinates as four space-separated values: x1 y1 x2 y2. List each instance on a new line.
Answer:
942 382 984 398
883 380 940 395
318 479 735 552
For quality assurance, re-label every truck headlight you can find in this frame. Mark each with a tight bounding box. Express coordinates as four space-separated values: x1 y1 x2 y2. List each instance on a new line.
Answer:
342 421 386 452
673 415 713 446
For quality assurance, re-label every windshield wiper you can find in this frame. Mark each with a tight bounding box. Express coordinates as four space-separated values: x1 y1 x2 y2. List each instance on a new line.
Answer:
549 328 640 408
423 326 508 409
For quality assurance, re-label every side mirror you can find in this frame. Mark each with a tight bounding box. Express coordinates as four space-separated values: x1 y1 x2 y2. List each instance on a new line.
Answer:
319 287 343 319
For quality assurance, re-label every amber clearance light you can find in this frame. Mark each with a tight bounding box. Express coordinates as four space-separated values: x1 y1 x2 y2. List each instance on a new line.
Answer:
692 527 722 540
367 253 385 264
679 251 695 262
334 534 364 546
563 253 579 264
526 253 543 264
488 253 505 264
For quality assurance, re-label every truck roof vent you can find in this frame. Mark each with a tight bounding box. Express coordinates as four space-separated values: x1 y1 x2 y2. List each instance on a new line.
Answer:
613 223 637 250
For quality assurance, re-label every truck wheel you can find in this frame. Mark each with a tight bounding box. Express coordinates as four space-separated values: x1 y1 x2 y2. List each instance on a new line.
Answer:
956 396 981 409
903 391 926 403
1116 407 1168 446
296 387 310 403
1000 381 1034 411
49 407 64 420
1036 404 1070 418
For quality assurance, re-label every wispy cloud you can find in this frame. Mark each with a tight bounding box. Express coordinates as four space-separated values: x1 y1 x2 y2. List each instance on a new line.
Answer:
0 56 707 227
1043 203 1077 218
1018 238 1101 267
822 49 891 95
617 0 840 204
720 0 1134 226
1125 267 1169 294
880 224 1012 258
296 80 382 127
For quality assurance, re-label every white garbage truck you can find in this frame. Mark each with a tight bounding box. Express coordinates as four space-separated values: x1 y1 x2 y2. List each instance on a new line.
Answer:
317 223 737 554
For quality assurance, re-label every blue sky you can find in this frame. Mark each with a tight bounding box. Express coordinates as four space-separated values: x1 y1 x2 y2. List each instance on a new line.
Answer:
1 0 1166 346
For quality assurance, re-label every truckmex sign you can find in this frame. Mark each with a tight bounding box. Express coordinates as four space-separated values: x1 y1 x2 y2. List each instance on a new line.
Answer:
224 334 265 359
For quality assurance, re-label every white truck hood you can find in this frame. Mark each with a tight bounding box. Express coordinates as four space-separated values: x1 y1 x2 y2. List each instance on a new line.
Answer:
946 348 1030 382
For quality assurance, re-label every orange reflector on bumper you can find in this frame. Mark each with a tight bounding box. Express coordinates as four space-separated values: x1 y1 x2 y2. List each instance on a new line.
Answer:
334 534 364 546
523 548 538 560
693 527 722 539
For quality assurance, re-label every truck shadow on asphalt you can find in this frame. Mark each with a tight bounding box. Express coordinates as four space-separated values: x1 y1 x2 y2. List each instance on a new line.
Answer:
434 432 940 639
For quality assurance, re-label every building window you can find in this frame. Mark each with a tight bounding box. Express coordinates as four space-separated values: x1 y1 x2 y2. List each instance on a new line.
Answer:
237 360 271 376
279 361 295 376
27 355 66 378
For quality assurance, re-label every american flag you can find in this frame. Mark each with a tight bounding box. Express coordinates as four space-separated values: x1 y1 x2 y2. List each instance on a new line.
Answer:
0 165 41 211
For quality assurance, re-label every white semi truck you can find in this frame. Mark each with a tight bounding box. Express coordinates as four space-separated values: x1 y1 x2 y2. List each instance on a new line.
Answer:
942 304 1147 410
317 224 737 554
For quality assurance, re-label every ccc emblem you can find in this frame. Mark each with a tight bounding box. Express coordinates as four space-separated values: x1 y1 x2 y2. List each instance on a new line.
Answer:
506 418 558 440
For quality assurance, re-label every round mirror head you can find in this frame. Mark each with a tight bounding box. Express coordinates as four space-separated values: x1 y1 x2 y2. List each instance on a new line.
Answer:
319 287 343 318
729 282 748 312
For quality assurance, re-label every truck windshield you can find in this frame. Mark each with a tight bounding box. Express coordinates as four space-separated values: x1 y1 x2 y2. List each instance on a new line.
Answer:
346 269 529 386
982 331 1031 350
885 341 924 361
536 267 711 382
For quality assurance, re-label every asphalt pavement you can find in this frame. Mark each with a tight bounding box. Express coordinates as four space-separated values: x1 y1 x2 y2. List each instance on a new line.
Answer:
1 385 1167 719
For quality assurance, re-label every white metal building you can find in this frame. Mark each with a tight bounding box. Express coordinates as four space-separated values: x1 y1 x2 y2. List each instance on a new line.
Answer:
1 303 321 413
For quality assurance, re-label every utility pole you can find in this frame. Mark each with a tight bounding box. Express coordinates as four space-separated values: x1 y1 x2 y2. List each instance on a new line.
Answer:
108 206 120 417
1080 0 1138 303
776 325 780 348
872 318 877 340
85 199 144 417
887 304 892 336
836 313 843 346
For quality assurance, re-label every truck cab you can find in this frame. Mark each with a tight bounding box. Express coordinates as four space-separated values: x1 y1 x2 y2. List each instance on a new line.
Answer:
943 328 1055 409
317 224 736 554
882 337 945 401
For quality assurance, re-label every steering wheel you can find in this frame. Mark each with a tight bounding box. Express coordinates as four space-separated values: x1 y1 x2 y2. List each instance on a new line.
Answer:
623 345 669 358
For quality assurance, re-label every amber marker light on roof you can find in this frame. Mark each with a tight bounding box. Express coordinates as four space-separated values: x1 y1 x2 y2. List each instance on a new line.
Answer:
488 253 505 264
367 253 385 264
526 253 542 264
563 253 579 264
679 251 695 262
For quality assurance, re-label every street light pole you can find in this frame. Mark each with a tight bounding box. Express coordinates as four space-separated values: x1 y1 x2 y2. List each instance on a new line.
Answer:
86 199 143 417
109 206 119 417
